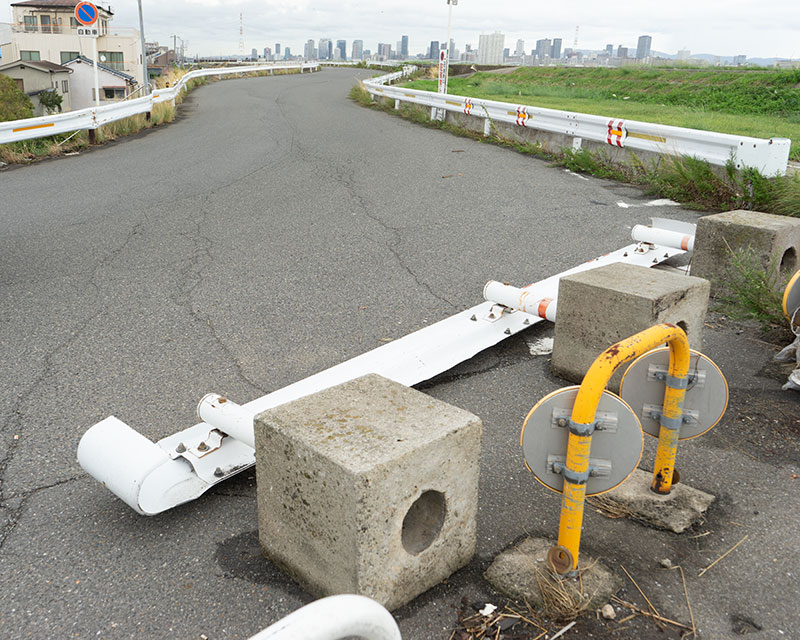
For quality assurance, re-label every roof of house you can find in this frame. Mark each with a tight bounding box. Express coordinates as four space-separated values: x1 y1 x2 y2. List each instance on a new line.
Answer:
0 59 72 73
63 55 134 81
10 0 113 15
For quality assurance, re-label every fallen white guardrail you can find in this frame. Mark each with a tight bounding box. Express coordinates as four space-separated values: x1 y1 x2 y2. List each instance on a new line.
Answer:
363 69 791 177
77 218 694 515
248 595 401 640
0 62 319 145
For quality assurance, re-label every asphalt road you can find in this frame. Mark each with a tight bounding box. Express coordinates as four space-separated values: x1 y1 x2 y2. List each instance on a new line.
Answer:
1 68 797 639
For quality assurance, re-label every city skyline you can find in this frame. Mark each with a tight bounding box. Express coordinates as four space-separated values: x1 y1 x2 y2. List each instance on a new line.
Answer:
1 0 797 60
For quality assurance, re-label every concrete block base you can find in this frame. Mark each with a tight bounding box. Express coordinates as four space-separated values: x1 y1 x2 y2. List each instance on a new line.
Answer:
692 210 800 295
591 468 715 533
552 262 711 391
484 537 622 610
254 374 482 611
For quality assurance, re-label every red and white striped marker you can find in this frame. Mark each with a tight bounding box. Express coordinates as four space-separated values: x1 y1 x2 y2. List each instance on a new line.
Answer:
516 106 528 127
607 119 626 147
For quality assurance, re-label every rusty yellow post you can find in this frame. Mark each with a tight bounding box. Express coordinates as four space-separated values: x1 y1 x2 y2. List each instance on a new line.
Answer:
555 323 690 573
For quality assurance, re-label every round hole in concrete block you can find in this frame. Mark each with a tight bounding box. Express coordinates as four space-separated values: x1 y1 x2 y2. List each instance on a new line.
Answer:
401 490 447 555
677 320 688 337
780 247 798 277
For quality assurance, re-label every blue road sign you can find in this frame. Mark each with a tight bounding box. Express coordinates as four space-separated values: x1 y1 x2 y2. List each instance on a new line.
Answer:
74 2 99 26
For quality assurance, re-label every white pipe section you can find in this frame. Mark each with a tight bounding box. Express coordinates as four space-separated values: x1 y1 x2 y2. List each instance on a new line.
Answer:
483 281 557 321
631 225 694 252
196 393 255 448
248 595 401 640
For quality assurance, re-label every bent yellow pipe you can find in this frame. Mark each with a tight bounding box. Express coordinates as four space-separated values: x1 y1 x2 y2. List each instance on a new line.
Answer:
557 323 689 572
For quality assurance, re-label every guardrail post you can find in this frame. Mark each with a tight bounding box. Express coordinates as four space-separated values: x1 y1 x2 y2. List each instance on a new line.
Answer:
483 119 491 137
88 128 96 144
394 99 400 110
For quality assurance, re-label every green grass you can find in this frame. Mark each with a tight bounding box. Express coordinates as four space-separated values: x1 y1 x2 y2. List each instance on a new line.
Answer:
404 69 800 161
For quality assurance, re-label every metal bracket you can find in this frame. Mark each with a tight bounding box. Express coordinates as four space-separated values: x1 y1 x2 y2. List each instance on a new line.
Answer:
643 403 699 430
548 455 612 484
484 303 513 322
551 408 618 434
648 364 705 388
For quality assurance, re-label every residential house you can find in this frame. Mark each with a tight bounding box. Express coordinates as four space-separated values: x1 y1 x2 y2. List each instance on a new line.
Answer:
63 54 135 109
0 58 71 115
0 0 143 90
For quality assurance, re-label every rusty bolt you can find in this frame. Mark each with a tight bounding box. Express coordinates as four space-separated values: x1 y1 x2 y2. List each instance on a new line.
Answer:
219 397 227 403
556 418 568 428
197 442 209 452
176 443 186 453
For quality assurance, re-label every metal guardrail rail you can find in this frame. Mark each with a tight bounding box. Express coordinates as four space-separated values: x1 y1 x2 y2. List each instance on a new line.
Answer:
363 67 792 176
0 62 319 145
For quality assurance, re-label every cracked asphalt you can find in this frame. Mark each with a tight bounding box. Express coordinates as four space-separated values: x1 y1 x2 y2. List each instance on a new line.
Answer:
1 68 798 639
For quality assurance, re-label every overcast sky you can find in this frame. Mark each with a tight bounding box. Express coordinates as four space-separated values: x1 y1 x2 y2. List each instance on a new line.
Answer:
2 0 798 59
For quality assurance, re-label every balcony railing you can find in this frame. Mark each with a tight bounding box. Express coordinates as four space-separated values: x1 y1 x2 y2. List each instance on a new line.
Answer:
9 23 138 38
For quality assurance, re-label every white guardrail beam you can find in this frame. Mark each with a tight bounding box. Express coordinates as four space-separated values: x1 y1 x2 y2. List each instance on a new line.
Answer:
364 67 791 177
0 62 320 145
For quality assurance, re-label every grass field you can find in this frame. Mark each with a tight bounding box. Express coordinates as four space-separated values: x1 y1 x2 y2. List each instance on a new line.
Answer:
403 67 800 161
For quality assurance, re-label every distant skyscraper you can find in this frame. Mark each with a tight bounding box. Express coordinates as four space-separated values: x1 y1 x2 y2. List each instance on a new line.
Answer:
263 47 269 58
276 43 281 55
636 35 652 59
514 39 525 57
251 48 258 59
318 38 332 60
617 45 628 58
733 54 747 65
304 39 315 59
378 43 392 59
551 38 562 59
605 44 614 56
352 40 363 60
284 47 290 60
535 38 551 61
401 35 409 58
677 48 691 62
478 32 504 65
429 40 440 59
336 40 347 60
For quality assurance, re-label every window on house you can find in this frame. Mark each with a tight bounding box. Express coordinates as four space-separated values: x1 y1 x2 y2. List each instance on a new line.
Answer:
62 80 69 93
70 17 79 28
103 88 126 100
40 15 51 33
61 51 79 64
99 51 124 70
21 51 41 61
23 15 38 32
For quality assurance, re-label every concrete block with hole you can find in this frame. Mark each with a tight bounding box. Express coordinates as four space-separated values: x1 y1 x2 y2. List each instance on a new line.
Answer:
691 210 800 295
254 373 482 611
552 262 710 391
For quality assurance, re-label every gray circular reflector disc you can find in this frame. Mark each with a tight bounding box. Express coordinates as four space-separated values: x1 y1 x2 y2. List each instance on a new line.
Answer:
620 347 728 440
521 386 643 496
783 269 800 322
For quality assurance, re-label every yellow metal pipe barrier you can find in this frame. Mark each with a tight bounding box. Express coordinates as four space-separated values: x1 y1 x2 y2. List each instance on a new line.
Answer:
556 323 690 573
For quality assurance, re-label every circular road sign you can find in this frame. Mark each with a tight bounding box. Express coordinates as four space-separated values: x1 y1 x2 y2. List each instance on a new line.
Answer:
620 347 728 441
521 386 643 496
782 268 800 324
75 1 99 26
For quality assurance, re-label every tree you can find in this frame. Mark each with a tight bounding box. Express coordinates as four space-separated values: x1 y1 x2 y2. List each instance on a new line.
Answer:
38 87 63 114
0 73 34 121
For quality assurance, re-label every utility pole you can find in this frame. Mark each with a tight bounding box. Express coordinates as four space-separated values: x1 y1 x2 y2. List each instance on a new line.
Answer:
239 13 244 61
137 0 148 94
172 34 178 66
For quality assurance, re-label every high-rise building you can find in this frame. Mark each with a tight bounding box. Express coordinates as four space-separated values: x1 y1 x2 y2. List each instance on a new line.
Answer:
636 35 652 60
378 43 392 59
677 48 691 61
318 38 332 60
401 35 409 58
352 40 363 60
477 32 504 65
503 47 510 60
276 43 281 55
429 40 440 59
251 48 258 59
336 40 347 60
605 44 614 56
514 39 525 57
535 38 551 61
617 46 628 58
284 47 290 60
551 38 562 59
733 54 747 65
263 47 269 58
304 39 315 59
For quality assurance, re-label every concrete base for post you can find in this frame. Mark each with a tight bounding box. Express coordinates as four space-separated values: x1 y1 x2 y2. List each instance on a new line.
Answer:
484 537 622 610
692 210 800 296
591 468 715 534
254 374 482 611
551 263 710 392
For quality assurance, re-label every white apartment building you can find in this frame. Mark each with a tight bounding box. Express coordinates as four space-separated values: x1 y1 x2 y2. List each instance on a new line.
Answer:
0 0 143 88
478 32 504 65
